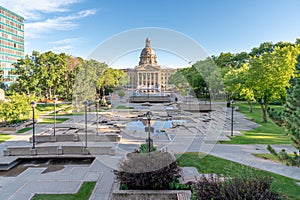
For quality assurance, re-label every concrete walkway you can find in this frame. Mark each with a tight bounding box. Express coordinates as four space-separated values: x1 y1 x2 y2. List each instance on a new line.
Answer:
208 144 300 180
0 104 299 200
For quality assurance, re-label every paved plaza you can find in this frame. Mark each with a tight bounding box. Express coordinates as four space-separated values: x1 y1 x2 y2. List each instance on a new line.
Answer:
0 92 299 200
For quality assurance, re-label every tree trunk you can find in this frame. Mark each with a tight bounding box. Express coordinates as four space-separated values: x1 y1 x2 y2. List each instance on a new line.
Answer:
49 88 52 100
261 103 267 122
248 101 253 113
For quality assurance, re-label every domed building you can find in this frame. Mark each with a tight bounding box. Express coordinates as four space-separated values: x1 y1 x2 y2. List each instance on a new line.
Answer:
125 38 177 90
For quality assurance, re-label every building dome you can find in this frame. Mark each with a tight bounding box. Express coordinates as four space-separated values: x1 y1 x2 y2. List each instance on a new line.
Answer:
139 37 157 65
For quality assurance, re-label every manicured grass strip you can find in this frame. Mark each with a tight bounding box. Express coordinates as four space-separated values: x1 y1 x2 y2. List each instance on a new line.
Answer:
46 112 84 116
115 105 134 109
253 153 298 164
38 118 69 124
16 127 32 134
221 103 290 144
31 181 96 200
0 134 12 143
176 153 300 200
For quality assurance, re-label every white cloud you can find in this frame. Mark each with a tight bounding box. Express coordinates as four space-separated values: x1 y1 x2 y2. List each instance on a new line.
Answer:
52 45 74 52
49 37 85 55
1 0 83 20
50 37 84 45
25 9 97 38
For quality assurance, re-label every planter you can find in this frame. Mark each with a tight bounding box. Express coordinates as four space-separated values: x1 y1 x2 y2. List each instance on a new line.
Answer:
112 181 191 200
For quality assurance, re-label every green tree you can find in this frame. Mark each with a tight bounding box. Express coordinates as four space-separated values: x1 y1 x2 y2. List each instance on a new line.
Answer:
224 64 254 112
0 93 34 124
13 51 84 100
13 51 40 96
117 90 125 98
97 68 128 98
73 59 106 106
283 55 300 153
248 45 300 122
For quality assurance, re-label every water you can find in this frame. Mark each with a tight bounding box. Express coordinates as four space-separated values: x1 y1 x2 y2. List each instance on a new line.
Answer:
125 120 186 135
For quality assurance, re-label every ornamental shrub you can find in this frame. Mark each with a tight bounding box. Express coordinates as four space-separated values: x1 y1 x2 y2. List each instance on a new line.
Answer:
114 151 181 190
192 166 282 200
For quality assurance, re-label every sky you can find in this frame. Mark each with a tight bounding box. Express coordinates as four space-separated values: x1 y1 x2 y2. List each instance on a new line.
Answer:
1 0 300 68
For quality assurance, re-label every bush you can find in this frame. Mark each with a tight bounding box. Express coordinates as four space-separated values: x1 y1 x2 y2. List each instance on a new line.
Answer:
138 143 157 153
114 151 181 190
267 107 283 126
268 145 300 167
117 90 125 98
192 167 282 200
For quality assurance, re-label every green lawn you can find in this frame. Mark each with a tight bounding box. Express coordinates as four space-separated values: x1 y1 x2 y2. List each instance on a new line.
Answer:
46 112 84 116
253 153 298 164
16 127 32 134
115 105 134 109
177 153 300 200
38 118 69 124
0 134 12 143
221 103 290 144
35 103 72 116
31 181 96 200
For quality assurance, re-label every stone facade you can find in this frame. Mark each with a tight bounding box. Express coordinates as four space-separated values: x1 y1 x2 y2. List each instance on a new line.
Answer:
124 38 177 90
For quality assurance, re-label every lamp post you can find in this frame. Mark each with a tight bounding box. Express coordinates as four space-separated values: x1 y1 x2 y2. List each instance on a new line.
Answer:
30 101 36 149
83 100 89 148
145 111 153 153
52 97 57 136
95 97 100 136
230 99 234 137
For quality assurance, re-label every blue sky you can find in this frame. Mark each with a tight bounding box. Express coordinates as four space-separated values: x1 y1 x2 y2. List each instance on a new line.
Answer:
2 0 300 68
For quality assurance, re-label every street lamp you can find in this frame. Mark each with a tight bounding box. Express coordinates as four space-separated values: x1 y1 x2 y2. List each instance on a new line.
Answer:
230 99 234 137
95 97 100 136
30 101 36 149
145 111 153 153
52 97 57 136
83 100 89 148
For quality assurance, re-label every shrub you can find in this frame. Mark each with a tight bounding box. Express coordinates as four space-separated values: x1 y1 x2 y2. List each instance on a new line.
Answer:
268 145 300 167
138 143 157 153
114 151 181 190
117 90 125 98
267 107 283 126
192 166 282 200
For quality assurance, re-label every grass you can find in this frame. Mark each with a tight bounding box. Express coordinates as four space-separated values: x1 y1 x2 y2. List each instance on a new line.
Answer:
221 103 290 144
0 134 12 143
38 118 69 124
16 127 32 134
31 181 96 200
176 153 300 200
35 103 72 116
253 153 298 164
115 105 134 109
46 112 84 116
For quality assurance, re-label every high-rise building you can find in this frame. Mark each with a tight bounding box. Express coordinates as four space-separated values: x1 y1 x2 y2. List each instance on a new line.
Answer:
0 6 24 86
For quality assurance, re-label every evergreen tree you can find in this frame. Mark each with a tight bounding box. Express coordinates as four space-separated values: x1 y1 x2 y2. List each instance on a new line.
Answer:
283 55 300 154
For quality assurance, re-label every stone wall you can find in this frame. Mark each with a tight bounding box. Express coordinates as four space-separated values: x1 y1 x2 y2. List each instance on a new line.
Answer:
112 182 191 200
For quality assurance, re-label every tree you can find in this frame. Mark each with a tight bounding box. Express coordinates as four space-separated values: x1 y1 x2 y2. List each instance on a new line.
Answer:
117 90 125 98
247 45 300 122
283 55 300 153
97 68 128 98
73 59 106 106
13 51 83 100
0 69 5 89
224 64 254 112
0 93 34 124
